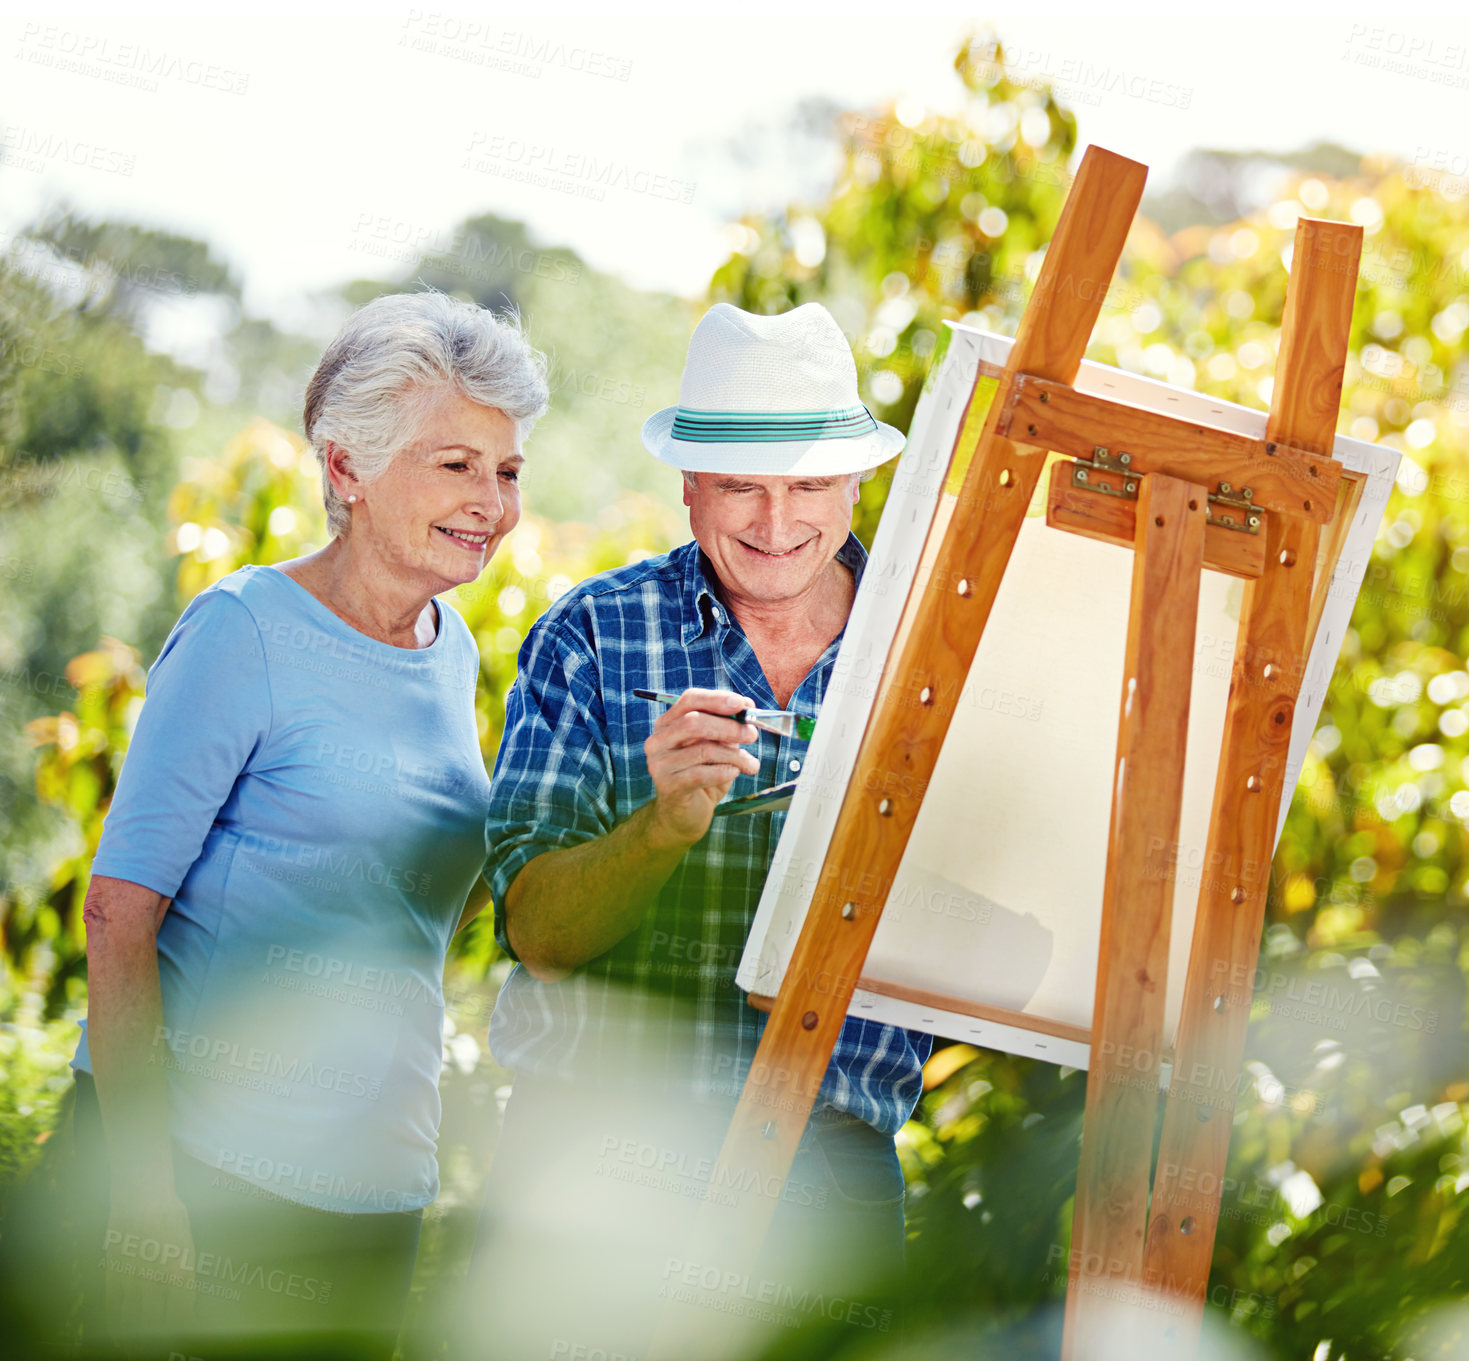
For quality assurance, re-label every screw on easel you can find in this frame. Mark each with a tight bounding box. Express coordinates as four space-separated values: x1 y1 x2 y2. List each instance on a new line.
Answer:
1248 515 1261 528
1076 468 1089 482
1220 481 1232 493
841 902 857 920
1119 453 1132 465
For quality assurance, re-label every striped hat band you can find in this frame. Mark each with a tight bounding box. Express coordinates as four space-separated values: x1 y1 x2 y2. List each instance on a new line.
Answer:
669 405 877 444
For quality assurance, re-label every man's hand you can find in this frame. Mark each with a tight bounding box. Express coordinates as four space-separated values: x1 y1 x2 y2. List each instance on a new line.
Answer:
502 689 762 980
644 688 760 848
104 1184 196 1347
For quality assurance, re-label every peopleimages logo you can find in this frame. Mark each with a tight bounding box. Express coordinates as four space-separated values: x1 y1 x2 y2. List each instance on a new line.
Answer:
262 944 441 1012
1212 959 1439 1034
231 831 434 897
152 1025 383 1101
596 1135 830 1209
1 229 200 299
349 214 583 284
660 1259 893 1332
397 13 633 81
215 1149 418 1212
15 23 249 93
0 121 135 176
462 133 696 204
104 1228 330 1303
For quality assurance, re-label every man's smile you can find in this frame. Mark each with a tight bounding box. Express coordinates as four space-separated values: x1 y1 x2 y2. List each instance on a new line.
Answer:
737 537 813 559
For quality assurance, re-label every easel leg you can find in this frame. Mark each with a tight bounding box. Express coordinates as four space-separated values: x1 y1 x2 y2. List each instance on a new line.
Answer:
1061 474 1207 1359
1139 217 1360 1357
1138 509 1321 1356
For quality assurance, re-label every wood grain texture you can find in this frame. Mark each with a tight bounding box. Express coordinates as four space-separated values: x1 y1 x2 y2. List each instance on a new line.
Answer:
1046 458 1267 579
1001 375 1341 520
750 980 1093 1045
662 146 1149 1299
1306 470 1367 658
859 975 1092 1047
1138 217 1361 1356
1060 474 1207 1358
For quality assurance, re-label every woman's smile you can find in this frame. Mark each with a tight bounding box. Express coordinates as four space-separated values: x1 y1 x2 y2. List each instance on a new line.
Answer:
436 524 492 551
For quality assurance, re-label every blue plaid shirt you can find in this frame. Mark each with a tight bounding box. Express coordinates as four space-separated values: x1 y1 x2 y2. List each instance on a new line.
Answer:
484 533 931 1135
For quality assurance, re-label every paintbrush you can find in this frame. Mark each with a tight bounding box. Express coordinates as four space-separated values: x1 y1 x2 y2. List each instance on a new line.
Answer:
632 689 817 742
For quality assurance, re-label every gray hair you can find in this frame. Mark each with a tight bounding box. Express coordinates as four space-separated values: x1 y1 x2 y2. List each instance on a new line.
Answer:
304 290 549 537
680 468 875 491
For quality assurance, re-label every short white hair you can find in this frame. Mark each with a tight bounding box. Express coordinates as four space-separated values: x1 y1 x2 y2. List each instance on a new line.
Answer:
680 468 874 491
304 290 549 536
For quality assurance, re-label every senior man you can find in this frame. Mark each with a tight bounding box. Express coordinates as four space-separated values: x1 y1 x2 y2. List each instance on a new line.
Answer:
465 302 932 1358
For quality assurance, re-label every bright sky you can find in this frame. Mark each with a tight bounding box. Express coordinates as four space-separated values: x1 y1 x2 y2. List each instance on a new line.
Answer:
3 6 1469 327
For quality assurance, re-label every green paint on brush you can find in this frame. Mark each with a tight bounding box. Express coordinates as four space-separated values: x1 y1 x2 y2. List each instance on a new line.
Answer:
633 689 817 742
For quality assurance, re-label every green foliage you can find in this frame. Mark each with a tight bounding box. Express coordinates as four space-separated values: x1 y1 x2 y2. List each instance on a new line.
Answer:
164 420 329 597
22 207 241 319
13 641 144 1013
340 211 574 315
0 977 82 1220
0 251 188 907
901 1048 1084 1327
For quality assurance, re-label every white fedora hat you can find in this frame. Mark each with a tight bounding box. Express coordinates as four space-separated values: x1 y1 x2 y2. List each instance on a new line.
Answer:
641 302 906 475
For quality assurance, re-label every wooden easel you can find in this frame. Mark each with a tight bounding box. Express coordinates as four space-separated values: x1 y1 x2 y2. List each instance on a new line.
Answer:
656 145 1362 1360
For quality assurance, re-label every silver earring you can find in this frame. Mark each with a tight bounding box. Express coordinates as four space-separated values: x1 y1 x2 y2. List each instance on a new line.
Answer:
347 494 357 503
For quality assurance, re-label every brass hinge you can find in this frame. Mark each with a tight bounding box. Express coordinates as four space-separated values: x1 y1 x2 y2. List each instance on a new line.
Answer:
1070 446 1138 500
1208 482 1262 535
1070 452 1264 537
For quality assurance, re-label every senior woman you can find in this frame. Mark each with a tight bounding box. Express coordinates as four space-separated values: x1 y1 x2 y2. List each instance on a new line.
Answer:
71 289 546 1360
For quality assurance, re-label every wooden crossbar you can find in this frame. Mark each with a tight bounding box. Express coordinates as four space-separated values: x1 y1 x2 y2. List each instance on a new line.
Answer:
997 375 1341 520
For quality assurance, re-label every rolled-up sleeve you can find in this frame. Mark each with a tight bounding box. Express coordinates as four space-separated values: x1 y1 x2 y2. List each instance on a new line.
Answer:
92 589 273 897
484 612 614 960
